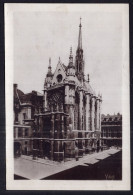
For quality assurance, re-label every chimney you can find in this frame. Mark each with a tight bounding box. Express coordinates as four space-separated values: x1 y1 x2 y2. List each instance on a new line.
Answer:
14 83 18 93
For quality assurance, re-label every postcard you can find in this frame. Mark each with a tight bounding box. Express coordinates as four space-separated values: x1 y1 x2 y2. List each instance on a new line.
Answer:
5 3 130 190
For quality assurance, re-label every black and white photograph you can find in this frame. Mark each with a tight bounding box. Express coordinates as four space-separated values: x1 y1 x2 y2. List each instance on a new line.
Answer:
5 3 130 190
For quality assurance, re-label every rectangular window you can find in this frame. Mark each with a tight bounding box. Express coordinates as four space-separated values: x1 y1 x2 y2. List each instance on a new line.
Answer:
108 129 111 137
103 130 106 137
25 128 28 136
18 128 22 137
23 113 26 119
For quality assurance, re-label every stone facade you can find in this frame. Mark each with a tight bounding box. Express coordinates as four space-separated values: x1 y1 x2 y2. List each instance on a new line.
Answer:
101 113 122 148
14 84 43 157
33 20 102 161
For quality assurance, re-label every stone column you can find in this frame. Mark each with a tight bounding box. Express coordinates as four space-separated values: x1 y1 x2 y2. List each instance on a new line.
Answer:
99 99 102 131
55 114 60 139
78 89 83 155
99 98 102 147
91 96 95 132
65 114 70 138
61 115 64 138
15 127 18 139
22 127 25 154
39 139 43 157
57 141 60 161
51 140 54 160
96 98 99 130
70 105 74 130
79 89 83 130
50 114 55 138
22 127 25 138
39 116 43 135
43 88 47 112
86 93 91 131
64 83 70 138
65 84 69 104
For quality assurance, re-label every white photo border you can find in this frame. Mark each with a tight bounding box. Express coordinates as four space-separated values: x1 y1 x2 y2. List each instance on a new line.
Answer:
5 3 130 190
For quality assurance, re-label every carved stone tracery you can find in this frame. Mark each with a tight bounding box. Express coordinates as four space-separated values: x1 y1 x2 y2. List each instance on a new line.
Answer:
47 89 64 112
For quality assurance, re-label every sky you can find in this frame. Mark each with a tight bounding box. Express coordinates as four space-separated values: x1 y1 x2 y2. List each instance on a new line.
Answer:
13 4 124 115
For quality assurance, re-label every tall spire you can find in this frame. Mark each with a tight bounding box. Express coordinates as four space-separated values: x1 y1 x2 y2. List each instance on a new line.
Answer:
68 46 74 68
67 47 75 76
70 46 72 57
75 17 84 81
78 17 82 49
47 58 53 77
69 46 73 62
49 57 51 68
48 57 51 72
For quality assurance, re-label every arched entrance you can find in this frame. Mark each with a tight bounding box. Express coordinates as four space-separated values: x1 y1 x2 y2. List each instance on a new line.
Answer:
14 142 21 157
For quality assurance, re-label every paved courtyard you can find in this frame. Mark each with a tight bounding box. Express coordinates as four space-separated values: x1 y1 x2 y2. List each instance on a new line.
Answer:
14 148 121 180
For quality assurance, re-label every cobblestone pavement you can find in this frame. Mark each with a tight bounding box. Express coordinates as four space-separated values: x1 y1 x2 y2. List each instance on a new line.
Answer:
14 148 121 180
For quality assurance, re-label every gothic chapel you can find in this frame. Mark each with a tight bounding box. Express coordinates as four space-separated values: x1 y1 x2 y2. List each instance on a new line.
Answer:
34 19 102 161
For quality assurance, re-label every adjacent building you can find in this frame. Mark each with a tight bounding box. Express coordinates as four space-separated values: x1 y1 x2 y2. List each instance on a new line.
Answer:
101 113 122 148
14 84 43 157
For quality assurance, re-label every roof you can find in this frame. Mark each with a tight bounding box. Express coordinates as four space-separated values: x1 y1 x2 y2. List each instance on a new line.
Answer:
14 88 24 100
14 84 43 106
84 81 94 95
62 64 67 71
36 91 43 96
19 93 33 104
17 89 24 97
101 113 122 122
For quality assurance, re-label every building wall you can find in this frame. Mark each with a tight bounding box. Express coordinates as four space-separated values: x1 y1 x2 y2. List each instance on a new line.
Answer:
38 78 102 160
18 107 32 124
101 114 122 148
14 85 43 157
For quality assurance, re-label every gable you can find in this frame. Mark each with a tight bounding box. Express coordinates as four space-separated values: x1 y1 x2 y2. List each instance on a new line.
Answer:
52 61 67 85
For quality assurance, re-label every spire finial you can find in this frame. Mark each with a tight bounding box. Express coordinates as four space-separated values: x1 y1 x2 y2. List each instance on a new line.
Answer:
49 57 51 67
47 57 52 77
79 17 82 27
70 46 73 56
69 46 73 64
78 17 82 49
68 46 74 69
87 74 90 82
